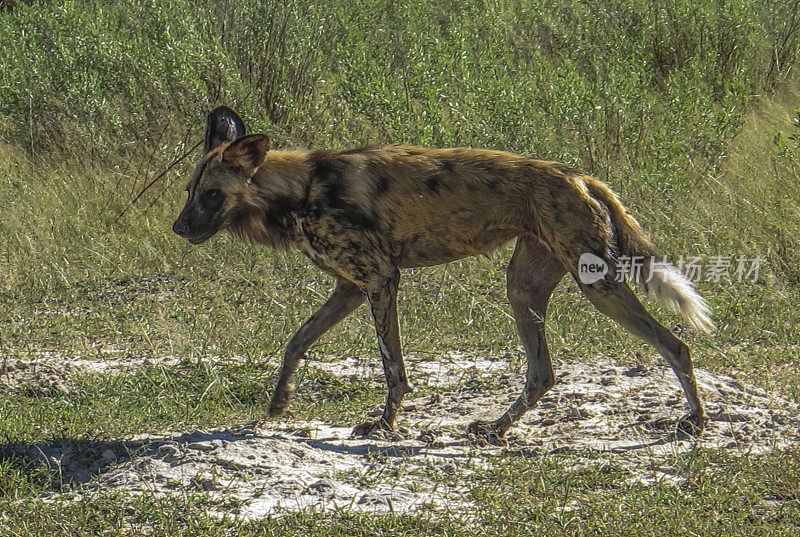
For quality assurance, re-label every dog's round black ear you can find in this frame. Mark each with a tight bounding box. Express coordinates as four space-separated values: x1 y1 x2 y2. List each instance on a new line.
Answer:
205 107 246 154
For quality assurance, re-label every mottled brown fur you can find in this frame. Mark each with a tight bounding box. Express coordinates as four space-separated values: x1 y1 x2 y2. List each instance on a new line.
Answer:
173 107 710 440
218 145 620 276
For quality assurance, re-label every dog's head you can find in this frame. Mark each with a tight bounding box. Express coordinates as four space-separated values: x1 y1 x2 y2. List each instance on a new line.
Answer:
172 107 270 244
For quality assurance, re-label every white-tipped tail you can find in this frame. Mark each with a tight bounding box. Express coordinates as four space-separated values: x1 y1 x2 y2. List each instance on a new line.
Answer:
642 263 715 334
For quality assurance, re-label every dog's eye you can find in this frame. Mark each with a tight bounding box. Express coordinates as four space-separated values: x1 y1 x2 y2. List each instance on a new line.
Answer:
200 188 224 211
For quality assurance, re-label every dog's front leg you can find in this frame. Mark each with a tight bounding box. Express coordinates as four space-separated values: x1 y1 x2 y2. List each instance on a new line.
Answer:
269 279 365 417
352 271 412 436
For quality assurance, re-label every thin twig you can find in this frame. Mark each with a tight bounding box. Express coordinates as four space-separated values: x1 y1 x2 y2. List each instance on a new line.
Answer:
117 139 201 221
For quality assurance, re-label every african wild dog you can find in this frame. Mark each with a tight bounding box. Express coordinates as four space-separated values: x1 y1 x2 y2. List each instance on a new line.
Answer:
173 107 713 440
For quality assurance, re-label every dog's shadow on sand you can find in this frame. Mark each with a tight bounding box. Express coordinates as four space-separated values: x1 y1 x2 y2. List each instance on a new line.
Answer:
0 429 258 487
0 424 689 490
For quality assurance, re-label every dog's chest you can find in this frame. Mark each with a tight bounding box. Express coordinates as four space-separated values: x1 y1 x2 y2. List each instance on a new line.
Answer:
295 220 345 275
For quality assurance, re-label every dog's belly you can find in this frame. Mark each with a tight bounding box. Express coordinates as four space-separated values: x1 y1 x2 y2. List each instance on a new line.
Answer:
395 225 520 268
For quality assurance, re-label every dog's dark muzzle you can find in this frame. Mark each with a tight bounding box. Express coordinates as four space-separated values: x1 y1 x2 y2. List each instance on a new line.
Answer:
173 208 221 244
172 219 191 237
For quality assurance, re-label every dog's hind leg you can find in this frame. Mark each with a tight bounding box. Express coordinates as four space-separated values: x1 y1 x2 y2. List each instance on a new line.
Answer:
468 235 566 441
578 277 707 434
269 279 365 417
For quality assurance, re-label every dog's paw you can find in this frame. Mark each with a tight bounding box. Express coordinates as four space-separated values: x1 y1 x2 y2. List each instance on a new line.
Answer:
351 419 393 439
676 413 708 437
268 384 294 417
466 420 507 446
268 399 289 418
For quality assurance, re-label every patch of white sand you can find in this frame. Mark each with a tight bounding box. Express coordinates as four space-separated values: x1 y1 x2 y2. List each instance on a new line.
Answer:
8 352 799 517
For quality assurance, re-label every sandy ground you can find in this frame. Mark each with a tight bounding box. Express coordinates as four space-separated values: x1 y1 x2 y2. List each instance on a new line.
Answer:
3 350 799 518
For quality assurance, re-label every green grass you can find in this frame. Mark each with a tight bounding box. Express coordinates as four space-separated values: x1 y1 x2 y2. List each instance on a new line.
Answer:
0 362 388 442
1 0 800 534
